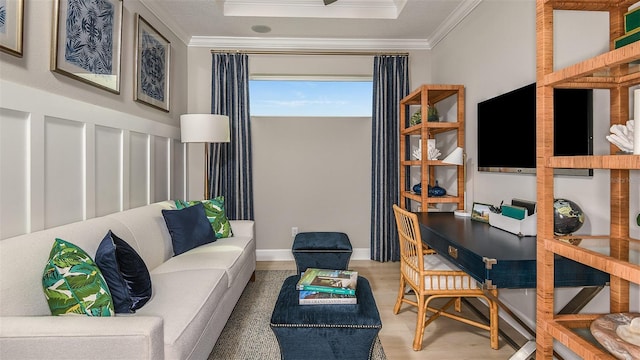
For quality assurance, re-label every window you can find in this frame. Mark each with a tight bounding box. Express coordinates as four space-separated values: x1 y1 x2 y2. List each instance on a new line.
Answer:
249 78 373 117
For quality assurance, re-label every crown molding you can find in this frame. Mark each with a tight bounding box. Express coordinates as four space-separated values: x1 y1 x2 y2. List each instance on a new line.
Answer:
189 36 431 51
428 0 482 48
139 0 192 45
140 0 482 51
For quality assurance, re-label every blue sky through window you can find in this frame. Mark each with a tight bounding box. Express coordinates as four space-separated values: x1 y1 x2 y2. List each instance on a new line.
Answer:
249 80 373 117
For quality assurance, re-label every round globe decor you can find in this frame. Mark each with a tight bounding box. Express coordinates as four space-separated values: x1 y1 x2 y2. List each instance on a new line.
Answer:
553 198 585 235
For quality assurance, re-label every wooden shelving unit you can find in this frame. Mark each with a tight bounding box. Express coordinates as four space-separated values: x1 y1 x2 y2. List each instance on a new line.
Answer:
536 1 640 359
399 84 464 211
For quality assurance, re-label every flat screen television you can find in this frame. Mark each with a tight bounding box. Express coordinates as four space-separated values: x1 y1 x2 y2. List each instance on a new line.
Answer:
477 83 593 176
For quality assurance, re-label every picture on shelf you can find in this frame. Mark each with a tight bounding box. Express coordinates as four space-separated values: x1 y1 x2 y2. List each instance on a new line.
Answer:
471 202 492 223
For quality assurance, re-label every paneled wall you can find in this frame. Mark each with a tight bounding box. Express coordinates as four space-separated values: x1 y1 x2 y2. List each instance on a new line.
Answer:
0 80 185 240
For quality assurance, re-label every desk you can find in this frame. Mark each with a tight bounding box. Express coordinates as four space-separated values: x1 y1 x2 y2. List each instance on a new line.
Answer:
417 212 610 360
416 212 609 289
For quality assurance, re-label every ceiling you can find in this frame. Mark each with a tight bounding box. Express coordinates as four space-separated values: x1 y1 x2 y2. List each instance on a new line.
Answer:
139 0 482 51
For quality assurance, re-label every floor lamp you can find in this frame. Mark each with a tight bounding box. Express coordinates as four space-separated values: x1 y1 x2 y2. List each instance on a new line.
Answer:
441 147 470 217
180 114 230 200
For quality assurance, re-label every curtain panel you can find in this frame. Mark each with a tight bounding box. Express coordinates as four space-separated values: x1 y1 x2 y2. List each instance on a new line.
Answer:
211 53 254 220
371 55 409 262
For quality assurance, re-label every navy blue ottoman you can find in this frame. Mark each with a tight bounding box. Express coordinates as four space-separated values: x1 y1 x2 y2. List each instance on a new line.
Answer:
270 275 382 360
292 232 352 274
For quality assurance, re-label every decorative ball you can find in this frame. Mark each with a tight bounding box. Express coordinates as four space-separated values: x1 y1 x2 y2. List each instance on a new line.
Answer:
553 198 585 235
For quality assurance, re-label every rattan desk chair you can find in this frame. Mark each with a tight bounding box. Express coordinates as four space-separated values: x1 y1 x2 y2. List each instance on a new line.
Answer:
392 204 499 351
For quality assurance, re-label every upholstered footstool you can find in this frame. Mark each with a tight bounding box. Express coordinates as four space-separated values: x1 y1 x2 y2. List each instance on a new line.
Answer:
270 275 382 360
292 232 352 274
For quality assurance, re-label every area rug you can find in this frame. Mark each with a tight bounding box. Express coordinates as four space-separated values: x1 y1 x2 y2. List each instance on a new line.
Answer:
208 270 387 360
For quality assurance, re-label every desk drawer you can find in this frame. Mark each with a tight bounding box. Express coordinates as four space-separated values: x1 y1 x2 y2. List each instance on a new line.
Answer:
420 224 609 289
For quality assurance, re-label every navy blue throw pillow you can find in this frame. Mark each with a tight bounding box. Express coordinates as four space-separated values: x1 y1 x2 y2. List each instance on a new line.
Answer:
162 202 216 256
95 230 152 313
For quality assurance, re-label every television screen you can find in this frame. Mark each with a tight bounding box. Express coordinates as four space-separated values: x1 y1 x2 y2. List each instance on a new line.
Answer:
477 83 593 175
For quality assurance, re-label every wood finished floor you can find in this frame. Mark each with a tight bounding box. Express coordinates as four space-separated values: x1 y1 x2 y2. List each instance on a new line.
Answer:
257 260 522 360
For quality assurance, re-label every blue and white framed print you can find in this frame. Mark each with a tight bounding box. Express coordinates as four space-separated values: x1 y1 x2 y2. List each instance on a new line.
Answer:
0 0 24 57
51 0 123 94
134 14 170 112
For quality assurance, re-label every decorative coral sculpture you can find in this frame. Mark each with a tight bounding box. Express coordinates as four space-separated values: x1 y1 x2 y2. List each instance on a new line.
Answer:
606 120 635 153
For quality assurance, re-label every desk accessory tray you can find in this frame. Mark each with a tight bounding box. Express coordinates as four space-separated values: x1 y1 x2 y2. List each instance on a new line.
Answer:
489 212 537 237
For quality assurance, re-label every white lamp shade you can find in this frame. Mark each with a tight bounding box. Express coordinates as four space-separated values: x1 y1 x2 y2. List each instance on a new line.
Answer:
180 114 230 143
442 147 464 165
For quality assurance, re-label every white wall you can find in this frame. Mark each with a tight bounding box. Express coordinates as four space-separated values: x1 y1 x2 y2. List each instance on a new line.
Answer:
186 49 432 259
0 0 189 239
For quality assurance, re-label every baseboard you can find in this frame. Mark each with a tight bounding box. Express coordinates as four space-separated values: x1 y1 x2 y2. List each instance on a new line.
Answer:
256 248 371 262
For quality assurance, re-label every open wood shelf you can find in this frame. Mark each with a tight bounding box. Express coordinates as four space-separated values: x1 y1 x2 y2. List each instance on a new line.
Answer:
536 0 640 358
548 155 640 169
544 238 640 283
399 84 465 211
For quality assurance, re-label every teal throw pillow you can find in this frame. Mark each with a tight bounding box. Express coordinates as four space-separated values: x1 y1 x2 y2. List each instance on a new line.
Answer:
42 238 114 316
175 196 233 238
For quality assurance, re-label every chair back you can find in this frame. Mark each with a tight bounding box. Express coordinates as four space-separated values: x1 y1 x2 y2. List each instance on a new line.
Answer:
392 205 425 290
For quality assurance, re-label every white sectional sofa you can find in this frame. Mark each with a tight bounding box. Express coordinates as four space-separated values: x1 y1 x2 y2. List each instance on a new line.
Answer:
0 201 256 360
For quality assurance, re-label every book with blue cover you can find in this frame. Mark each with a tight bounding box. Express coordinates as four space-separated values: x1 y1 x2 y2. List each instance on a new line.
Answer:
296 268 357 296
298 290 357 305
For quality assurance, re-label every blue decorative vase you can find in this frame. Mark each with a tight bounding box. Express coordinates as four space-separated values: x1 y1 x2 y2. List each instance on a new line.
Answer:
428 180 446 197
412 183 422 194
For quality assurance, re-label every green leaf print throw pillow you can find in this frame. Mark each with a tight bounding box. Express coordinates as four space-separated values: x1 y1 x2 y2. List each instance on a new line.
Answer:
42 238 114 316
175 196 233 238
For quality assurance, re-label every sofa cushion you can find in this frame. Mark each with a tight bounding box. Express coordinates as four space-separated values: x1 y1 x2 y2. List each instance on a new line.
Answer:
176 197 233 238
42 238 114 316
162 202 216 256
152 236 255 288
137 269 228 359
95 230 152 313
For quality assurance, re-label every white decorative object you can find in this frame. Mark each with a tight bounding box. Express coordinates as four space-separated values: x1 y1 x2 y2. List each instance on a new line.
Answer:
591 313 640 360
606 120 635 153
412 139 422 160
442 147 471 217
635 89 640 154
617 317 640 346
441 147 464 165
427 139 440 160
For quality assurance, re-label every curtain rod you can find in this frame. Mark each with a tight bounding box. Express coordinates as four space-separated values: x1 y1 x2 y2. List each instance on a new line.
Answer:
210 49 409 56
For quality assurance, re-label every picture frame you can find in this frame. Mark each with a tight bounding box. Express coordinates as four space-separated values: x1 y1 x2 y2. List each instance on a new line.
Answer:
134 14 170 112
0 0 24 57
51 0 123 93
471 202 492 223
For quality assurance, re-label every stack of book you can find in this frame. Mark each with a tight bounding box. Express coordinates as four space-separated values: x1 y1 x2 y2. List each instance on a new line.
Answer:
295 268 358 305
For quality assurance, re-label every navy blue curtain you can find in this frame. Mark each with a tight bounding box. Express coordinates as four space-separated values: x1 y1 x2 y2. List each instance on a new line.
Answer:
211 53 254 220
371 55 409 262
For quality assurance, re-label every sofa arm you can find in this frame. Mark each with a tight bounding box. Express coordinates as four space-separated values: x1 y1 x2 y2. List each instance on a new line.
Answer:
229 220 255 238
0 316 163 360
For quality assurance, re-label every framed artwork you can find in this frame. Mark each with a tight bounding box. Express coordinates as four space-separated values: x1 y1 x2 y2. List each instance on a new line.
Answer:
0 0 24 57
51 0 123 93
471 202 492 223
134 14 170 112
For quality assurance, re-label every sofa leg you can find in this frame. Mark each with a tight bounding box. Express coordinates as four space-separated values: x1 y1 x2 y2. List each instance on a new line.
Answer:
250 271 256 282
